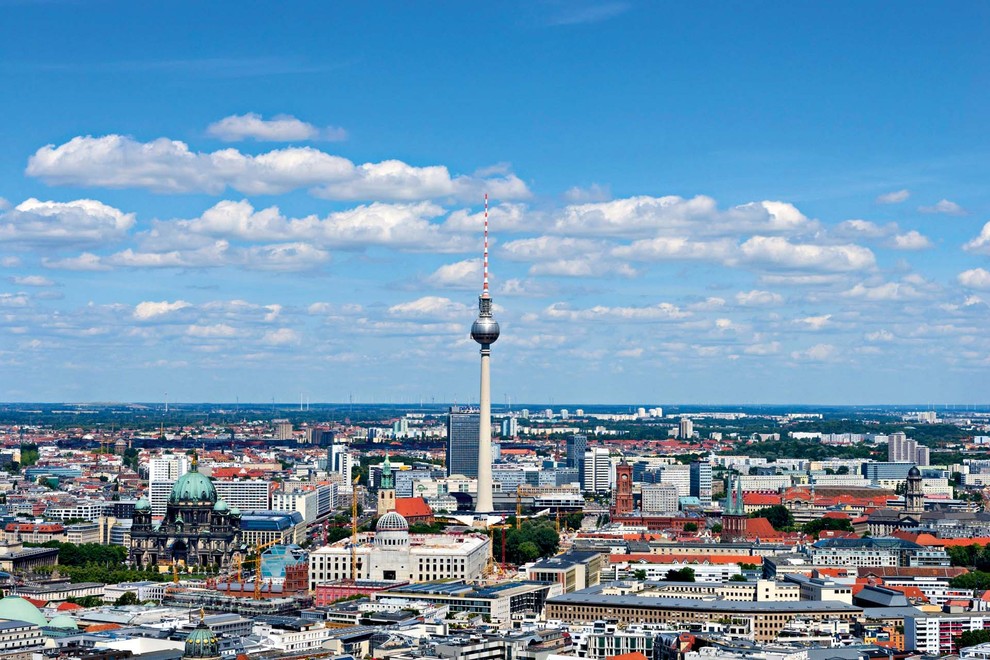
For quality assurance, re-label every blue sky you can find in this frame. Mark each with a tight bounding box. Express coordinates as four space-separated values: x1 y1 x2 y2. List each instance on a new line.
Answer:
1 1 989 404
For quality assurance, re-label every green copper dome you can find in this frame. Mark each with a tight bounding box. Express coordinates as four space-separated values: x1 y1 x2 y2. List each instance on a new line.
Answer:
134 497 151 512
47 614 78 630
184 622 220 659
0 596 48 626
213 499 229 513
169 471 217 504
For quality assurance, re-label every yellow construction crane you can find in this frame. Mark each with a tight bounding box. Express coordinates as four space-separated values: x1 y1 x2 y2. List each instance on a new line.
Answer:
515 486 522 530
253 540 279 599
172 562 179 584
351 475 360 582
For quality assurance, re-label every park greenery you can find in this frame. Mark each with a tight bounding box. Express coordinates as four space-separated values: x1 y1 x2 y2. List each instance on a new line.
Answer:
489 519 559 564
750 505 793 530
956 629 990 650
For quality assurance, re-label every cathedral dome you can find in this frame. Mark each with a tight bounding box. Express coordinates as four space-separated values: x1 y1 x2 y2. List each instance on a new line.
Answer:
169 472 217 504
184 622 220 659
134 497 151 512
213 499 229 513
0 596 48 626
376 511 408 532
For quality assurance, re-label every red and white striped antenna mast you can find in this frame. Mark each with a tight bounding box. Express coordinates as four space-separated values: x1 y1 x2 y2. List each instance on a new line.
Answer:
482 193 490 298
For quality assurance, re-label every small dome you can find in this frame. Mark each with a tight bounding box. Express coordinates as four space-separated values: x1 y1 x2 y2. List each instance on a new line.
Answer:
47 614 78 630
0 596 48 626
376 511 409 532
134 497 151 512
908 466 922 478
184 622 219 659
170 471 218 504
213 499 229 513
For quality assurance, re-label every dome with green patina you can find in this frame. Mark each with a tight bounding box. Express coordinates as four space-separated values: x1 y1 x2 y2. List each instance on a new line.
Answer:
47 614 78 630
0 596 48 626
213 499 229 513
184 622 220 659
134 497 151 512
229 507 241 517
169 471 217 504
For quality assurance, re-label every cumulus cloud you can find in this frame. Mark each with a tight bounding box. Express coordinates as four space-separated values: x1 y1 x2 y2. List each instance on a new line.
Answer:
0 198 134 247
889 230 932 250
919 199 966 215
543 301 689 321
734 290 782 306
563 183 611 203
426 259 482 289
186 323 238 338
41 252 109 271
865 329 894 342
841 281 924 301
549 195 815 239
736 236 875 272
876 189 910 204
262 328 300 345
964 221 990 255
26 135 530 202
388 296 471 321
9 275 55 287
791 343 836 361
796 315 831 330
133 300 191 320
958 268 990 291
834 220 931 251
744 341 780 355
207 113 346 142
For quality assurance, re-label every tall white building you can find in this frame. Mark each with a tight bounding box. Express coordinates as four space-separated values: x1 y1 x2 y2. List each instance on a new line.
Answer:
642 483 680 513
272 488 327 524
148 454 190 517
888 432 929 466
214 480 271 511
583 448 611 493
659 464 692 497
678 418 695 439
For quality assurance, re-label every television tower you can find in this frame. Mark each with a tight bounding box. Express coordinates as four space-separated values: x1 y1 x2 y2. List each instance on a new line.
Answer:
471 194 499 514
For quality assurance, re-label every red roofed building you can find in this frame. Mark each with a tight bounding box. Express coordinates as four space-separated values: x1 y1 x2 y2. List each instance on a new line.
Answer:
395 497 433 525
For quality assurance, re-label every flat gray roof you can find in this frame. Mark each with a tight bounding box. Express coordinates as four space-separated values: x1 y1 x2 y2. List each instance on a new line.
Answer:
547 591 861 613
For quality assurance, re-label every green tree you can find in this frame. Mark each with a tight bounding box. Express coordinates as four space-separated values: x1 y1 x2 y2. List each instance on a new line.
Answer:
957 630 990 650
729 574 748 582
19 444 39 468
750 505 793 530
632 569 647 580
664 567 696 582
517 542 540 563
114 591 140 606
683 522 698 533
950 571 990 591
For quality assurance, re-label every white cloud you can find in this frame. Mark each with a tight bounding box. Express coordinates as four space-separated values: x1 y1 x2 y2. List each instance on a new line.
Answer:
133 300 191 320
919 199 966 215
426 259 482 288
743 341 780 355
795 314 831 330
0 198 134 247
0 293 29 307
1 256 21 267
530 257 636 278
876 189 910 204
563 183 611 203
612 237 735 262
543 301 690 322
791 343 836 361
549 195 815 239
388 296 471 321
41 252 110 271
964 221 990 255
26 134 530 201
186 323 238 338
443 203 532 233
9 275 55 287
737 236 875 272
262 328 300 345
735 290 783 306
889 230 933 250
207 113 346 142
865 329 894 342
0 198 10 210
841 281 923 301
958 268 990 291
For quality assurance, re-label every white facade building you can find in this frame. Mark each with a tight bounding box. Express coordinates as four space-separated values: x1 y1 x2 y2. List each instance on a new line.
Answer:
214 480 271 511
148 454 190 517
308 512 489 590
642 483 680 513
583 448 611 493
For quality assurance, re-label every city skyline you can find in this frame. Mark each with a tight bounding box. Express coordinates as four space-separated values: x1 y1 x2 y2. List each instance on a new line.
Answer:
1 3 989 404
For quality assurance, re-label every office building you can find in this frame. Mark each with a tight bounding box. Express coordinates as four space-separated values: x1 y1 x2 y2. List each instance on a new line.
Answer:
566 434 587 483
148 454 190 517
447 406 480 478
501 417 518 438
888 433 929 466
214 480 271 512
678 417 694 439
642 483 680 513
689 461 712 506
583 448 611 493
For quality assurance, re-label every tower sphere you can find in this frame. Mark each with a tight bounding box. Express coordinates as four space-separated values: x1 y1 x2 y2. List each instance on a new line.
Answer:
471 316 500 346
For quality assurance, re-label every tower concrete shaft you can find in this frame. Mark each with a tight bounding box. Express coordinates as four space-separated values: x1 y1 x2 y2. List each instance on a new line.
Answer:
476 347 494 513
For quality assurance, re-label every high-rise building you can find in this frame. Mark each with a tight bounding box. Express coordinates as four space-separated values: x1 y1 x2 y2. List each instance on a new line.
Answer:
660 464 692 497
690 461 713 506
274 419 293 441
678 418 695 440
501 417 519 438
583 448 611 493
888 433 930 467
148 454 190 517
327 441 354 480
566 434 588 484
642 483 680 513
446 406 480 478
213 480 271 511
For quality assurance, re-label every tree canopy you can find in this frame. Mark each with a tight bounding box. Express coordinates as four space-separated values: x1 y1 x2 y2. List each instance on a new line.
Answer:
750 505 793 530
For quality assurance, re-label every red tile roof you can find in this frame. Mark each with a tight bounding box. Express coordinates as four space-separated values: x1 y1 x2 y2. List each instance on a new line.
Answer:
395 497 432 519
745 517 783 539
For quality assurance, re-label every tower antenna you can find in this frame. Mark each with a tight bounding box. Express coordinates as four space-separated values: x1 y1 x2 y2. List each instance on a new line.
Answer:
483 193 489 296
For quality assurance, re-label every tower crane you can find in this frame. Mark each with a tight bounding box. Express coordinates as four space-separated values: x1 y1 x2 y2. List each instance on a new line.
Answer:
253 539 279 599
